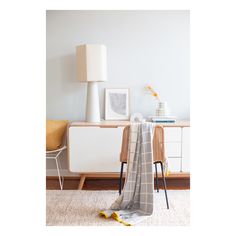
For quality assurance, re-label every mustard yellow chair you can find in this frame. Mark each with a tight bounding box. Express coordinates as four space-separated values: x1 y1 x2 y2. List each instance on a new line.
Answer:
46 120 68 190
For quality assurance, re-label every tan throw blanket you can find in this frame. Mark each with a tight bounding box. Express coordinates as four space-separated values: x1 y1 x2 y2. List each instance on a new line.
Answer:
99 122 155 226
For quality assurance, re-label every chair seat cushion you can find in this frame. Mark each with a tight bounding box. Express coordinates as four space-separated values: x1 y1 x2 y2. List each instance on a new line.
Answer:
46 120 68 151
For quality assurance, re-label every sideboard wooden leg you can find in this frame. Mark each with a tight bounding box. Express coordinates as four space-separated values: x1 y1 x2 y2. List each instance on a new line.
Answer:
78 175 86 190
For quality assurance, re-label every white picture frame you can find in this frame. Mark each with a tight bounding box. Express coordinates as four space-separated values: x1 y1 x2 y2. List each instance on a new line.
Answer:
105 88 130 120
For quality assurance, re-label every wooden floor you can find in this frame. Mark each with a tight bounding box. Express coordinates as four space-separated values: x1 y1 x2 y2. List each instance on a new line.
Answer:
46 177 190 190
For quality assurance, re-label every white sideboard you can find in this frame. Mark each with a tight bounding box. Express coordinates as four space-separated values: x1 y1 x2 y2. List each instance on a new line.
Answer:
68 121 190 174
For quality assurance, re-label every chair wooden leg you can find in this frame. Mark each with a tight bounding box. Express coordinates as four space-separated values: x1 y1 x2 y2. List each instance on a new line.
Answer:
119 162 124 195
155 163 159 193
160 162 169 209
78 175 86 190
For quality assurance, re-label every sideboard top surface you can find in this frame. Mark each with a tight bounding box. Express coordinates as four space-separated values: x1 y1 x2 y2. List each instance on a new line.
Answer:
70 120 190 128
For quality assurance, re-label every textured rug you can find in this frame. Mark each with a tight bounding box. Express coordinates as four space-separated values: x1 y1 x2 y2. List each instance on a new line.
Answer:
46 190 190 226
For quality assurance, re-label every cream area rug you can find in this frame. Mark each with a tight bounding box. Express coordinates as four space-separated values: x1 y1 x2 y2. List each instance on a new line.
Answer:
46 190 190 226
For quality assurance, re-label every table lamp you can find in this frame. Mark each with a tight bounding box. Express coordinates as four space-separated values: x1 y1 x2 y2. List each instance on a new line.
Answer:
76 44 107 122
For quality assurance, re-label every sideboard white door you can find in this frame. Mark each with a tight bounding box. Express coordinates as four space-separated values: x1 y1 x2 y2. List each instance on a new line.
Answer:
164 127 182 172
69 126 124 172
182 127 190 172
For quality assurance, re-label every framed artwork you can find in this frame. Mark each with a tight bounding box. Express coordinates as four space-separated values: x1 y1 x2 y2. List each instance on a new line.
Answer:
105 88 130 120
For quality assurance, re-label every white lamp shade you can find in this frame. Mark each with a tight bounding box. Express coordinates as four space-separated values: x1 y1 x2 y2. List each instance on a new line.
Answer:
76 44 107 82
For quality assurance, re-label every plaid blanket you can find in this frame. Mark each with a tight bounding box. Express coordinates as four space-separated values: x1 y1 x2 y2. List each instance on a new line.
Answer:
99 122 155 226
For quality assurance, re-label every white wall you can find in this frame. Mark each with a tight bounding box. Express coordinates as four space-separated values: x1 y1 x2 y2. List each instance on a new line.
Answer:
46 10 190 174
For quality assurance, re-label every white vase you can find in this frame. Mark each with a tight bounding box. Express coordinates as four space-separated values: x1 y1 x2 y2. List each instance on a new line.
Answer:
156 101 170 117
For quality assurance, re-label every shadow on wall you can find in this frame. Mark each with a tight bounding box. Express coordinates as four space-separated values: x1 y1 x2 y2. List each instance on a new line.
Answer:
60 53 78 89
46 54 87 121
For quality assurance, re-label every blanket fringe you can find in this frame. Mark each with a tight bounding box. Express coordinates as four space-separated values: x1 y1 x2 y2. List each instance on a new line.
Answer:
112 212 132 226
99 211 132 226
99 211 109 219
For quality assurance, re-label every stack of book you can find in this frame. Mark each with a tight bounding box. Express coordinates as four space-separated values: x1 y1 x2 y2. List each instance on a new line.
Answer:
148 116 176 123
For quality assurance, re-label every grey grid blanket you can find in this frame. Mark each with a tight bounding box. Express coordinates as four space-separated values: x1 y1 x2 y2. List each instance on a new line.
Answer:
100 122 155 226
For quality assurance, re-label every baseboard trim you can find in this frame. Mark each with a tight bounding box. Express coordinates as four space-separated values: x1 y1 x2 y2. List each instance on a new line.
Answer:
46 172 190 179
47 177 190 190
46 172 190 190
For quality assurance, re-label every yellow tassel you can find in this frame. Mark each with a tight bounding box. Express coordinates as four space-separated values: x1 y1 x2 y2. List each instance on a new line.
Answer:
99 211 109 219
112 212 132 226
